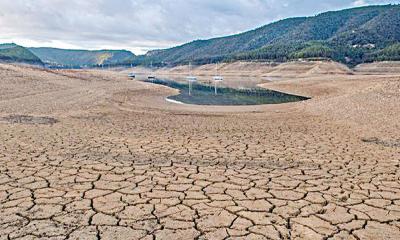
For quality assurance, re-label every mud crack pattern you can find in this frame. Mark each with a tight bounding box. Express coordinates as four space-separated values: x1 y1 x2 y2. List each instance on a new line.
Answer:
1 112 399 240
0 64 399 239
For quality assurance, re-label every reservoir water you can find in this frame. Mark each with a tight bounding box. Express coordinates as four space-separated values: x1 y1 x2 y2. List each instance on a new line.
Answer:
144 78 310 106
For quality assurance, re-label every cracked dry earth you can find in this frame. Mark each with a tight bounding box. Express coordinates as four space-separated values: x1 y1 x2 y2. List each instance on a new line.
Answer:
1 64 400 240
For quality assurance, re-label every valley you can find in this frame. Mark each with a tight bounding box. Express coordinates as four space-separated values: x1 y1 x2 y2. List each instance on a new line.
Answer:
0 62 399 239
1 3 400 240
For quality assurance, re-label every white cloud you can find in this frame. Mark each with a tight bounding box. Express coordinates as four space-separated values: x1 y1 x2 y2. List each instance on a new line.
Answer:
0 0 398 54
353 0 367 6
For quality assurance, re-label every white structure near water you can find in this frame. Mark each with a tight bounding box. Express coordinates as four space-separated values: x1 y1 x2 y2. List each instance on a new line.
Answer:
186 63 197 95
213 63 223 95
148 61 156 80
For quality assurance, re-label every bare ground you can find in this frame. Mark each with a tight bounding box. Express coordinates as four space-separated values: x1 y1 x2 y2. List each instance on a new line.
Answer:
0 62 399 240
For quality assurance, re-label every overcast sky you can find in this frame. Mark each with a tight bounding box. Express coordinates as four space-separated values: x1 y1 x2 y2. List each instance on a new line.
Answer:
0 0 399 54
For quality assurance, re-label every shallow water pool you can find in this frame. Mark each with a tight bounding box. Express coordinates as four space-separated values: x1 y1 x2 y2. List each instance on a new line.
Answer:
144 79 310 106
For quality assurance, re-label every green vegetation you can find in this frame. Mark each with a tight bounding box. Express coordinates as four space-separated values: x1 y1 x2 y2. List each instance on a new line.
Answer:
143 4 400 66
0 43 17 50
368 43 400 61
29 48 136 68
0 43 43 65
292 43 334 59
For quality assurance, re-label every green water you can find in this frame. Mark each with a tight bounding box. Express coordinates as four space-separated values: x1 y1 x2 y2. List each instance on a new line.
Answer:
145 79 309 106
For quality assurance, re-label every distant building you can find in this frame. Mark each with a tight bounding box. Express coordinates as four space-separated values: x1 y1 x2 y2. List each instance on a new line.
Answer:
363 43 376 49
352 43 376 49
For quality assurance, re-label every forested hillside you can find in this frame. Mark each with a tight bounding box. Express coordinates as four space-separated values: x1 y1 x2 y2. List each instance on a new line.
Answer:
29 48 136 68
0 43 43 65
144 5 400 66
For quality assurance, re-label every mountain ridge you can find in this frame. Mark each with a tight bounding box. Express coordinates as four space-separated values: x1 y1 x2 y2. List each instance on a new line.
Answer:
29 47 136 67
144 4 400 66
0 43 43 65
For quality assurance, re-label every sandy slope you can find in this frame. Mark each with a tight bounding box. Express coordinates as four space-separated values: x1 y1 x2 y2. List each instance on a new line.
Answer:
354 61 400 74
129 61 353 78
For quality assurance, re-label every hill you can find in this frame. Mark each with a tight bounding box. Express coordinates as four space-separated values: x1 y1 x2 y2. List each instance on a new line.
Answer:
145 5 400 66
148 61 352 78
29 48 136 68
0 43 43 65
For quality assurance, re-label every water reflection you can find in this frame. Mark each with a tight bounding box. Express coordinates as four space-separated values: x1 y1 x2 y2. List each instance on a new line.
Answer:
143 78 309 106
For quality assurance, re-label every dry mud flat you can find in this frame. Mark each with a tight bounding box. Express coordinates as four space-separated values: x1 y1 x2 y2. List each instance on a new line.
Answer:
0 63 400 240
